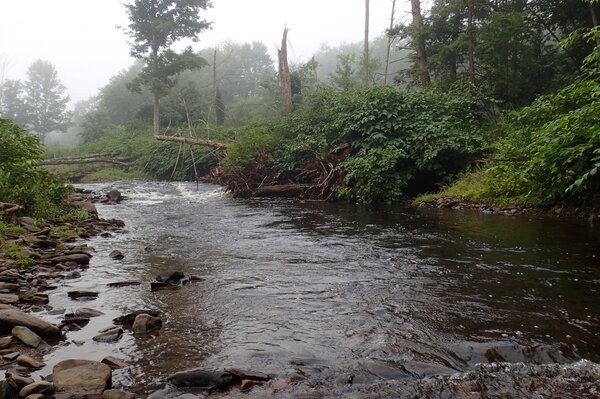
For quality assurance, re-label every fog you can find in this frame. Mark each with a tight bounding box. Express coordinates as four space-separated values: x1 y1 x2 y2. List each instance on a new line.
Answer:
0 0 408 105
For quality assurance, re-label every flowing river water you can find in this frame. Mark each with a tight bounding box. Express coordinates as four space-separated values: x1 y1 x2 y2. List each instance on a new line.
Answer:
37 181 600 397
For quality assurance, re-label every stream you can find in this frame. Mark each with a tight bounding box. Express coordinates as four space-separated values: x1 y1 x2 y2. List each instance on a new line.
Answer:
36 181 600 397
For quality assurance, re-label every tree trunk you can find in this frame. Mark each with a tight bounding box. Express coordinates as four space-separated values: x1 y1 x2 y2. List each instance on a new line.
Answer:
152 93 160 136
384 0 396 85
467 0 476 82
153 134 229 149
278 28 292 115
411 0 430 87
363 0 370 87
40 156 130 166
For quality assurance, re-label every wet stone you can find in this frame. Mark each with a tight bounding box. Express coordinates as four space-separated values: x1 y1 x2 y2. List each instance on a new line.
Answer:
155 270 185 284
19 381 55 397
102 388 135 399
107 281 140 288
109 250 125 260
113 310 160 325
67 291 98 300
11 326 44 348
101 356 127 369
93 327 123 343
53 359 112 396
17 354 45 369
132 314 162 334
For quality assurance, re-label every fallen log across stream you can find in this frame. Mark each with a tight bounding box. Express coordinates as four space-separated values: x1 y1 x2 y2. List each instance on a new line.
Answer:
40 154 131 166
153 134 230 149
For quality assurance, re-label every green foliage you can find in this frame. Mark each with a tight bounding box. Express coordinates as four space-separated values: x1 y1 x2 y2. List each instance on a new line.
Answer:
3 242 22 258
486 79 600 206
222 86 489 203
50 225 84 239
0 118 70 218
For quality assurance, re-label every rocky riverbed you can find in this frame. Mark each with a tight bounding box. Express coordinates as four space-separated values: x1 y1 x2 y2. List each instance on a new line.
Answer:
1 184 599 398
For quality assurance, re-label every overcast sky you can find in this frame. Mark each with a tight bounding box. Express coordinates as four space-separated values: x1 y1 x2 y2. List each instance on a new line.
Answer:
0 0 410 105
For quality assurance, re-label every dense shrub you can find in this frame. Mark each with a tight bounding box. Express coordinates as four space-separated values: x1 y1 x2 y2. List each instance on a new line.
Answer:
0 118 69 218
484 78 600 206
223 86 490 203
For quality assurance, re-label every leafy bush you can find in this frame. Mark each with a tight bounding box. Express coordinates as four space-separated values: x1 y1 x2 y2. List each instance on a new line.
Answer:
224 86 489 203
484 78 600 206
0 118 70 218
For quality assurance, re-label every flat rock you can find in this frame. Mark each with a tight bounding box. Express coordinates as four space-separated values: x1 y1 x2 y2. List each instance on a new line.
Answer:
155 270 185 284
109 250 124 260
19 381 55 397
74 308 104 318
67 291 98 300
132 314 162 334
102 388 135 399
0 282 19 292
53 359 112 395
0 309 61 338
363 360 410 380
6 371 34 388
93 327 123 343
167 369 233 390
225 367 271 382
17 354 45 369
50 254 91 265
113 310 160 325
0 294 19 305
11 326 44 348
107 281 140 288
0 335 12 348
240 379 263 392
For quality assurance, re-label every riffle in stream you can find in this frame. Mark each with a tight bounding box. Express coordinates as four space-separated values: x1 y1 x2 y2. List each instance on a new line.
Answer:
35 181 600 397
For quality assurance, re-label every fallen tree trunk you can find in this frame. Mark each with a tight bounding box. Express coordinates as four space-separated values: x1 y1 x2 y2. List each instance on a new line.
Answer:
40 156 130 166
153 134 230 149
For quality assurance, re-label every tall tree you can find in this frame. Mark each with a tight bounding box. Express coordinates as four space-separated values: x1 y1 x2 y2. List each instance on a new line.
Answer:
123 0 212 135
0 79 27 126
23 60 71 143
363 0 370 87
384 0 397 85
278 28 292 114
411 0 430 86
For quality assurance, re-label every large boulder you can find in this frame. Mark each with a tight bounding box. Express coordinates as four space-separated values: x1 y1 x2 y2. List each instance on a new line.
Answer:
106 189 123 203
167 369 233 390
53 359 112 395
0 309 61 338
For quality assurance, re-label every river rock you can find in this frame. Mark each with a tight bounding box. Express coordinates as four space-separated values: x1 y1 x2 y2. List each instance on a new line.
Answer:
53 359 112 395
11 326 44 348
0 309 61 338
102 388 135 399
6 371 34 388
0 294 19 305
67 291 98 300
107 189 123 203
0 282 19 292
19 381 55 397
225 367 271 382
107 281 141 288
155 270 185 284
0 335 12 348
132 314 162 334
17 354 45 369
51 254 91 265
101 356 127 369
0 271 19 283
363 360 410 380
74 308 104 318
109 250 124 260
167 369 233 390
93 327 123 343
113 310 160 325
3 351 20 361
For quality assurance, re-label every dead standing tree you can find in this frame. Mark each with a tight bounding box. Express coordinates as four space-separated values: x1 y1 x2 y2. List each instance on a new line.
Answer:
278 28 292 115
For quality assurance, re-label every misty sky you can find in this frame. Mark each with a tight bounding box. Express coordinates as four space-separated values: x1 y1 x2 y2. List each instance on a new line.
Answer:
0 0 409 105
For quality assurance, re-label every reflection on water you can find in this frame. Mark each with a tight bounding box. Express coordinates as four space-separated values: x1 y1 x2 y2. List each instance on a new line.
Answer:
39 182 600 395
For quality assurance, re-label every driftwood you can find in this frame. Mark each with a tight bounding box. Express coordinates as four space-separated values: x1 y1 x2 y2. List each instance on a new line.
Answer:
0 202 23 215
40 155 130 166
153 134 229 149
